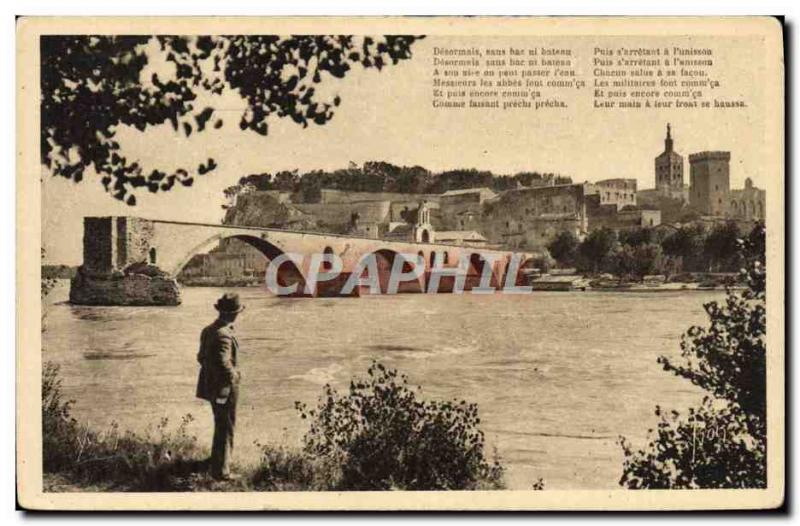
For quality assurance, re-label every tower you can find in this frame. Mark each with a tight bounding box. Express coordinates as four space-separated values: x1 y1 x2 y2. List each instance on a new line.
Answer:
689 151 731 216
412 200 434 243
654 123 684 195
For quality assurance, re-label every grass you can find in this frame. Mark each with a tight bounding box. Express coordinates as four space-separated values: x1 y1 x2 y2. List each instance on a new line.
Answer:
42 362 320 492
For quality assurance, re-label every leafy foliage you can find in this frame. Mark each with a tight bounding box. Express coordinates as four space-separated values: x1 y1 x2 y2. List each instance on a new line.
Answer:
661 223 707 272
613 242 666 280
577 227 619 273
619 224 766 489
620 402 765 489
559 222 758 280
295 361 506 490
41 35 421 204
547 230 580 267
223 162 572 204
703 221 744 272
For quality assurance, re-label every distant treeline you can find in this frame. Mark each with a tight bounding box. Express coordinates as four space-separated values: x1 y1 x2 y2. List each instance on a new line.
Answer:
223 161 572 204
547 221 764 279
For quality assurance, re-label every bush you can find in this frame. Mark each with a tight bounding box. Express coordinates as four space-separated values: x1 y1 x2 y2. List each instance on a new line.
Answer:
295 362 506 490
619 225 766 489
620 402 765 489
250 443 334 491
43 362 205 491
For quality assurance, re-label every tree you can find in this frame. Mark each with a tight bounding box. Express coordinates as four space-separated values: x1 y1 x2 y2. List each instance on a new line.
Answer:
41 35 421 204
619 227 655 247
631 243 665 279
704 221 742 272
620 224 766 489
661 223 706 272
273 170 300 192
578 228 619 273
547 230 580 267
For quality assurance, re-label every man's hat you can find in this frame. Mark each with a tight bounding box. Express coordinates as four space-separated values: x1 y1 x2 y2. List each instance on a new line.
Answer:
215 293 245 313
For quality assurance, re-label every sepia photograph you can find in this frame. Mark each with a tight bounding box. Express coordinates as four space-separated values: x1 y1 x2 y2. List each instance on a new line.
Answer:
16 16 785 511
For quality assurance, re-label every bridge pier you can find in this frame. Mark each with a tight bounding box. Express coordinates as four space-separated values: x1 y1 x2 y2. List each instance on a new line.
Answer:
70 217 181 306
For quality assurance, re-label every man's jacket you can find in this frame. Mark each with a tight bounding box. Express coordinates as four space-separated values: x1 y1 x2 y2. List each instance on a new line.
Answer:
196 319 239 402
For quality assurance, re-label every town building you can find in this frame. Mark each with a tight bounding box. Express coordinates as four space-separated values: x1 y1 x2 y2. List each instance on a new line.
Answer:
434 230 489 247
595 178 637 209
728 177 766 221
438 187 497 231
480 183 593 250
654 123 689 200
689 151 731 216
384 200 436 243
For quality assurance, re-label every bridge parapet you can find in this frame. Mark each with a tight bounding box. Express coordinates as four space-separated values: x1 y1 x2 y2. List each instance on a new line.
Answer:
69 216 535 305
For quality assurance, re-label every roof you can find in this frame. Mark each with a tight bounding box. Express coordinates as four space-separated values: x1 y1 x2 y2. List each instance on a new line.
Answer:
441 187 497 198
384 224 414 237
435 230 488 242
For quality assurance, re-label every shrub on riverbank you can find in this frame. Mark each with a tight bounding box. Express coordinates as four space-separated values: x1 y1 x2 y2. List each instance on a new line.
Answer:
619 225 766 488
295 361 506 490
43 361 508 491
43 362 206 491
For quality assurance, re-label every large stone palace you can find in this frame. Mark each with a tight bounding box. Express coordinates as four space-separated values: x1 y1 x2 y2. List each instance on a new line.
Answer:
640 124 765 222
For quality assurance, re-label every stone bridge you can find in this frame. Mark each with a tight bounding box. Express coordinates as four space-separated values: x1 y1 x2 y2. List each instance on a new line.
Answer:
70 216 534 305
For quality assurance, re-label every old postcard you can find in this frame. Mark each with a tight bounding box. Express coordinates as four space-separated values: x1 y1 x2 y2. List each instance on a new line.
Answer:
17 16 784 510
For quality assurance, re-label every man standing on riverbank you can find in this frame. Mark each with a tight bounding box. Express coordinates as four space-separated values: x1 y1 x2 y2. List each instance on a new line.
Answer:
196 293 244 480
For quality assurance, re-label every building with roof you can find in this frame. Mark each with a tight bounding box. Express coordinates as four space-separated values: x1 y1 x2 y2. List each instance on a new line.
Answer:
654 123 689 200
434 230 488 247
595 178 637 210
729 177 766 221
439 187 497 231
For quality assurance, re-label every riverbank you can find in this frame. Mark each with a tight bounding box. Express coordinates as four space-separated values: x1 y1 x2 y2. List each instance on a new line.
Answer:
42 359 507 492
528 270 740 293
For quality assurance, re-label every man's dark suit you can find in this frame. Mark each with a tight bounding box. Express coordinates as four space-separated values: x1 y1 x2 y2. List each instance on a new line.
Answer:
196 319 240 479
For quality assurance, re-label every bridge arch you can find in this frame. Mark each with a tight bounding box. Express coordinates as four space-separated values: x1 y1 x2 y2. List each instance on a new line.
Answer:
467 252 500 289
174 233 307 293
361 248 422 294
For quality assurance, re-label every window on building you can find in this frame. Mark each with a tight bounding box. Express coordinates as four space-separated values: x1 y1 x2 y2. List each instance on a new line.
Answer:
149 247 157 265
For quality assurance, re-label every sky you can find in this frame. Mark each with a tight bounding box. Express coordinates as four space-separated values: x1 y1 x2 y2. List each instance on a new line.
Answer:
42 34 769 265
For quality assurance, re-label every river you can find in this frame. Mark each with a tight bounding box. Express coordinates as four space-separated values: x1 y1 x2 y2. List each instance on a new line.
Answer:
42 282 721 490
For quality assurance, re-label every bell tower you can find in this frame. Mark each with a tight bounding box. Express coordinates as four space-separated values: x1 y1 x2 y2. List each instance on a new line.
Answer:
654 123 684 195
412 201 434 243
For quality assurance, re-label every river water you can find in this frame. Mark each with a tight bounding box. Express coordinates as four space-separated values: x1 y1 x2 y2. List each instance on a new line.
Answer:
42 282 721 489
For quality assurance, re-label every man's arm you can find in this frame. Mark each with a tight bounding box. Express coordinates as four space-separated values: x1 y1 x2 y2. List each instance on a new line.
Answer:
196 328 206 364
210 332 237 385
